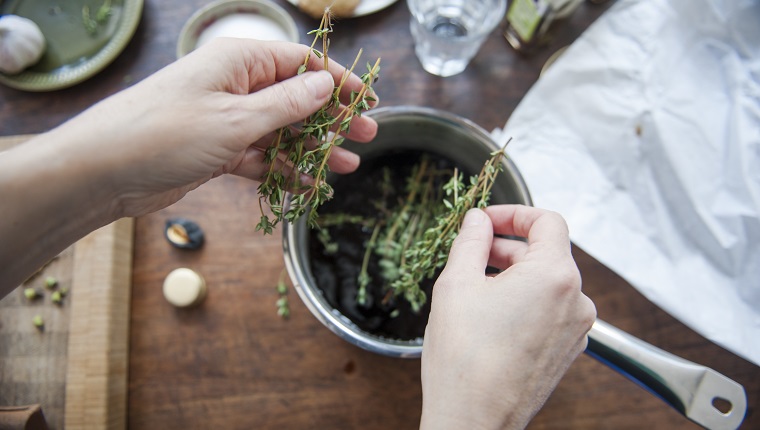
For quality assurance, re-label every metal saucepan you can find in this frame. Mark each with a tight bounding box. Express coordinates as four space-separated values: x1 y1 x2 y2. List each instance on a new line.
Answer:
282 106 747 430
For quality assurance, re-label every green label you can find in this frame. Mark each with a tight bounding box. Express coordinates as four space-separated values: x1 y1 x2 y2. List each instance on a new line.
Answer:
507 0 542 41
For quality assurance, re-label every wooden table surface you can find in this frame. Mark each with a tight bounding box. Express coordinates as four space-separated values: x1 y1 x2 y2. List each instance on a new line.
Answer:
1 0 758 429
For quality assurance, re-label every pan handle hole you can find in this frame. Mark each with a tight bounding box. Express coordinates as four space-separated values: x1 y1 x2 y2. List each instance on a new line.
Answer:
712 396 733 415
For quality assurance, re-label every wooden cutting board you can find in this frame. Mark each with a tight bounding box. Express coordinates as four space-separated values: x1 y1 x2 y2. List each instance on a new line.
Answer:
0 135 133 430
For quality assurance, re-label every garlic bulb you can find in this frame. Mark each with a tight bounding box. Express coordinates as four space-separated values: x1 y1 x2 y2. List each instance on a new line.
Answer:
0 15 46 75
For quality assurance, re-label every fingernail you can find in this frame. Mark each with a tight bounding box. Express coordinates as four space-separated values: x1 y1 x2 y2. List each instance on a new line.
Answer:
462 208 485 227
367 88 380 106
303 70 333 100
300 172 314 186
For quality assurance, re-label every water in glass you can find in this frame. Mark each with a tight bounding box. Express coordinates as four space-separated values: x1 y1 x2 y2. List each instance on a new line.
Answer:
409 0 506 77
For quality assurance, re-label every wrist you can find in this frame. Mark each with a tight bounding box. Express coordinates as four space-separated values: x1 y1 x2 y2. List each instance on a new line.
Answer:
36 123 123 222
420 355 534 430
420 394 520 430
0 128 119 294
421 398 530 430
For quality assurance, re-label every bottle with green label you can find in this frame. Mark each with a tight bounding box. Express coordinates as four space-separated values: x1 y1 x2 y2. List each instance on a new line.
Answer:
504 0 581 52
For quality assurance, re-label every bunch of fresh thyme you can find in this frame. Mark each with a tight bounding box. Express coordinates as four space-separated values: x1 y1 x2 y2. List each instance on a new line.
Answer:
256 11 381 234
317 140 511 313
347 157 449 307
389 141 510 311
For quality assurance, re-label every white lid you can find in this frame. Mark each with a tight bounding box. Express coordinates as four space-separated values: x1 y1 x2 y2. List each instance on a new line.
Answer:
163 268 207 307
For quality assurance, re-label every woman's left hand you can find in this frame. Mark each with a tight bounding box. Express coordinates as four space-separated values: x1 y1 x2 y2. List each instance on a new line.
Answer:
50 38 378 218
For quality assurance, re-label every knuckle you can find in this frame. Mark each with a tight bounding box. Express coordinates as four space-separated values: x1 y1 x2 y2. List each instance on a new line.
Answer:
271 85 305 117
548 262 582 295
544 209 570 233
578 294 597 330
452 231 484 249
544 208 565 222
448 235 485 261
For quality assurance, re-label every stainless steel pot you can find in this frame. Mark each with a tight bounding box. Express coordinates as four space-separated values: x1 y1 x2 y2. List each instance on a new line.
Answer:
282 106 747 429
283 106 532 356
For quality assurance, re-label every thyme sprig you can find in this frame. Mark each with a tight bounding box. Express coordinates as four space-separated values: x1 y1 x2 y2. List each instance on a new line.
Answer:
276 270 290 319
389 139 512 312
256 11 381 234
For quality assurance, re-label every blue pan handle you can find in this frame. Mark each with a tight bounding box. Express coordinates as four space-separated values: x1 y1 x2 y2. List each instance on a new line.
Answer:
586 319 747 430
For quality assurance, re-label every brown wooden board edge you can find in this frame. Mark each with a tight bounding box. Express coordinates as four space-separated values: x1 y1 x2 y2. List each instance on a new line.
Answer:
1 134 134 430
65 218 133 430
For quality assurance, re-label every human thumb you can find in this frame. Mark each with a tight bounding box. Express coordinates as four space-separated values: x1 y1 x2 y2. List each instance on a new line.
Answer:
440 208 493 277
240 70 334 136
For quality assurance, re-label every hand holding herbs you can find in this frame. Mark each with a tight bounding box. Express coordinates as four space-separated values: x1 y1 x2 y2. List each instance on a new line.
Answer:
420 205 595 430
0 36 378 296
256 11 381 234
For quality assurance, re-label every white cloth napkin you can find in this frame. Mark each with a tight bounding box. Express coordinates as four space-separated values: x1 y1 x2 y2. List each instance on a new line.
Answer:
494 0 760 366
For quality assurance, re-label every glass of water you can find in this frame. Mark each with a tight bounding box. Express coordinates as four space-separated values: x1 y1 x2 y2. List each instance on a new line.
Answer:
408 0 507 77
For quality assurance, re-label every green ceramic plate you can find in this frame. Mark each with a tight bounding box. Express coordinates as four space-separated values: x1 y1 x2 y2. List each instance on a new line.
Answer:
0 0 143 91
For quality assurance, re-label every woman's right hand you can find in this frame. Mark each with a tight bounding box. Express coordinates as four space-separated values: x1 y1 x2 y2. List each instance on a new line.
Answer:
420 205 597 430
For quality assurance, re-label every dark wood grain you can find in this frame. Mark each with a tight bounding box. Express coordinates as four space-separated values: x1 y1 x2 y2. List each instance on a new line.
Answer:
2 0 758 429
130 176 424 429
0 248 73 430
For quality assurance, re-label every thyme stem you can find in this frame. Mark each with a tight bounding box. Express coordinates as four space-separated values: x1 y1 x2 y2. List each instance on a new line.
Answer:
256 11 380 234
